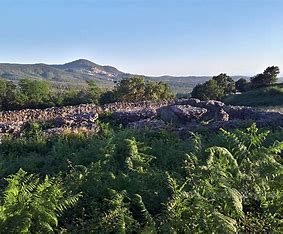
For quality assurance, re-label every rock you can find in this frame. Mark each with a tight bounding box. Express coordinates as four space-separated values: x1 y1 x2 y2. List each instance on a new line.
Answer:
214 108 229 121
158 105 207 124
157 106 180 124
0 99 282 137
112 108 157 125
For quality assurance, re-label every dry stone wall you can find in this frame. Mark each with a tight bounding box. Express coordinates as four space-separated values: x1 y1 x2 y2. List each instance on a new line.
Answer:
0 99 282 139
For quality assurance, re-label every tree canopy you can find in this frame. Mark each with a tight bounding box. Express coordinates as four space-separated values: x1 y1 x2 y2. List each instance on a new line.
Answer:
101 76 175 103
235 78 248 92
251 66 280 87
191 73 235 100
0 78 102 110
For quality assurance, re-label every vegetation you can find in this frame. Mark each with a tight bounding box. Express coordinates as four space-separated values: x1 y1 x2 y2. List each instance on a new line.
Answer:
0 59 124 86
251 66 280 88
191 73 235 100
0 78 101 110
192 66 282 106
100 76 175 103
223 85 283 107
235 78 248 92
0 122 282 233
0 76 174 110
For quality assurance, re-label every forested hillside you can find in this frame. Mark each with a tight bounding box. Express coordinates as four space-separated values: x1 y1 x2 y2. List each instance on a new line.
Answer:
0 59 253 93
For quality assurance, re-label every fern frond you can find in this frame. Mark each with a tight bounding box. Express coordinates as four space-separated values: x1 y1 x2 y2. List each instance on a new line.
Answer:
213 211 238 234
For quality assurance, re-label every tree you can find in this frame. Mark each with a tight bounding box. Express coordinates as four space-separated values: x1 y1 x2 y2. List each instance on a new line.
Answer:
251 66 280 87
0 79 7 109
18 78 53 108
113 76 174 102
191 73 236 101
212 73 236 94
191 79 224 100
0 79 24 110
235 78 248 92
116 76 146 102
263 66 280 83
99 90 118 104
85 80 102 104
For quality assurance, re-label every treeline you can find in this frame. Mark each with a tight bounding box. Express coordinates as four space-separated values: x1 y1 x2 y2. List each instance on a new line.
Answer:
191 66 280 100
0 79 101 110
0 76 174 110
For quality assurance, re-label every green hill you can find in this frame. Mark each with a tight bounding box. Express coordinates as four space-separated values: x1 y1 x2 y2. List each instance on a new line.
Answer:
0 59 255 92
0 59 126 87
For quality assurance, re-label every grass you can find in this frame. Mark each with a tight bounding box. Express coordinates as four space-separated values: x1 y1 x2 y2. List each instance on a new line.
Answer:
222 85 283 107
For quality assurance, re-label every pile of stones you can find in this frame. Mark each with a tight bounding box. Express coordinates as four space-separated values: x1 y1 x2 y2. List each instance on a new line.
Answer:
0 99 282 141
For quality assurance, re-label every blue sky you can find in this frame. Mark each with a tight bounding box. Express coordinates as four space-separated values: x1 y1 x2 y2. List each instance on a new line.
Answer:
0 0 282 76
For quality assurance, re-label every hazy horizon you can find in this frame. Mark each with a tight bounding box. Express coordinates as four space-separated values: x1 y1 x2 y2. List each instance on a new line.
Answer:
0 0 282 76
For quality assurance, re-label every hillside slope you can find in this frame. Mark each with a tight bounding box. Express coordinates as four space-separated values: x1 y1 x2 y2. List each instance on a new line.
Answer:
223 85 283 107
0 59 128 87
0 59 272 93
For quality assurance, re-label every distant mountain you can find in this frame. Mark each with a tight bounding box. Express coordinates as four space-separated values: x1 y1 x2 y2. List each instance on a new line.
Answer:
0 59 129 87
0 59 268 93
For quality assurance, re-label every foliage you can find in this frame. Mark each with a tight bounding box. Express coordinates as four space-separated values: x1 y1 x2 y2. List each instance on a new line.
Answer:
0 76 174 110
101 76 175 103
223 85 283 107
251 66 280 87
0 123 282 233
191 79 224 100
235 78 248 92
0 78 102 110
18 78 53 108
0 169 80 233
191 73 235 100
212 73 236 94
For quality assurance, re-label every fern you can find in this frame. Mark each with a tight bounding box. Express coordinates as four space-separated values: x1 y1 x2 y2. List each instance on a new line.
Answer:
0 169 81 233
132 194 156 233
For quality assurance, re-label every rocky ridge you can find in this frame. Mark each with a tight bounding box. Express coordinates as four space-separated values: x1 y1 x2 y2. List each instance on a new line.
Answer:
0 99 282 140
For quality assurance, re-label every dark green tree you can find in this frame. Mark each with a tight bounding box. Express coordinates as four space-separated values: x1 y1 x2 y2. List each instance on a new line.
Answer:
116 76 146 102
99 90 118 104
191 79 224 100
114 76 174 102
212 73 236 94
0 79 24 110
235 78 248 92
263 66 280 83
251 66 280 87
18 78 53 108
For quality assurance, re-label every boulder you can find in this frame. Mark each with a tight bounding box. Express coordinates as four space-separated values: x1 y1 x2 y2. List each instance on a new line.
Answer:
158 105 207 124
112 108 157 125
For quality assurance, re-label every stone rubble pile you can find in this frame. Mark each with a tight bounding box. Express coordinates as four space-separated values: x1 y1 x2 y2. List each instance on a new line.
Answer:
111 99 283 131
0 99 282 140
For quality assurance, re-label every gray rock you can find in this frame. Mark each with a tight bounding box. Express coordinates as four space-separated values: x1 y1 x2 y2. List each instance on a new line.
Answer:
112 109 157 125
158 105 207 124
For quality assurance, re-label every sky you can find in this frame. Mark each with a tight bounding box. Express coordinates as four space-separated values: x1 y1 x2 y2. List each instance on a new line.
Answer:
0 0 282 76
